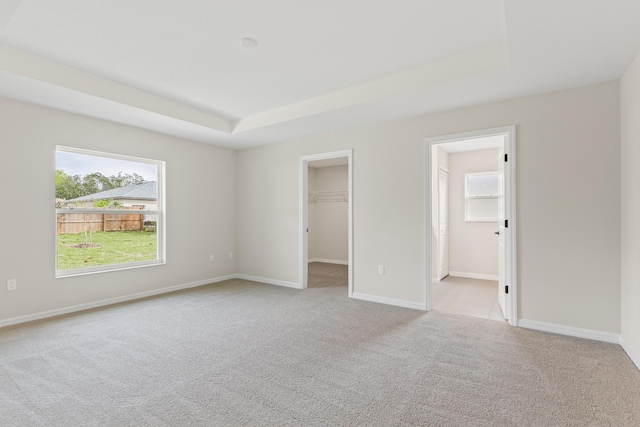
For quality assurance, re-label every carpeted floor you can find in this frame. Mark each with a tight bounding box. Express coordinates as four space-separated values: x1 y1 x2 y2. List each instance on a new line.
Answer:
1 276 639 426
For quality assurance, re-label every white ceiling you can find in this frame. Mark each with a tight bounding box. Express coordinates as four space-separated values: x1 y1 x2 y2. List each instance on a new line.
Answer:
0 0 639 150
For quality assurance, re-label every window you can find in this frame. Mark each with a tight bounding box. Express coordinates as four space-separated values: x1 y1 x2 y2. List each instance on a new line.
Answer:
465 171 500 222
55 146 165 277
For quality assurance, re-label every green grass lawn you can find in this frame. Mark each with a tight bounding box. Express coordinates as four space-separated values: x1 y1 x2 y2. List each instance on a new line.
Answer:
57 230 157 271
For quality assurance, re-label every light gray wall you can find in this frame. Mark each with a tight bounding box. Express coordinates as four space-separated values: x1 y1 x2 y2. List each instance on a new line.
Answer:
308 165 348 263
237 81 621 333
621 50 640 366
448 149 499 278
0 79 623 338
0 97 237 323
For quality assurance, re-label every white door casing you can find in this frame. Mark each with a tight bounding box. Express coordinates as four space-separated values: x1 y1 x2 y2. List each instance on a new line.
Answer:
299 150 354 295
424 126 517 325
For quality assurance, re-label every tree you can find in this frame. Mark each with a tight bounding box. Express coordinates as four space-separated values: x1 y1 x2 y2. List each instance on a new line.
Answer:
108 172 145 189
56 169 83 200
82 172 110 195
56 170 147 200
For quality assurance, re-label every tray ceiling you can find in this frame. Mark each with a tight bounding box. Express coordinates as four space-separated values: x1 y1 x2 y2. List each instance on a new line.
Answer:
0 0 639 149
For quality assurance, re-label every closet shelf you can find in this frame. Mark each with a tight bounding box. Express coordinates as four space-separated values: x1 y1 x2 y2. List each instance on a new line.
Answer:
308 190 348 203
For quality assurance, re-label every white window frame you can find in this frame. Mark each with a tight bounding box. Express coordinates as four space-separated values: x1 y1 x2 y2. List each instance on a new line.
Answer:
465 171 500 222
55 146 166 278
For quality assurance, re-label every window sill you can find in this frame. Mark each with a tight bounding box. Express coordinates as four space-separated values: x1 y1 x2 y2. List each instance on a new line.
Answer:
56 259 166 279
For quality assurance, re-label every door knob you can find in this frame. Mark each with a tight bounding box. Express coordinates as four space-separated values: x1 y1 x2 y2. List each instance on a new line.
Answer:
494 231 500 235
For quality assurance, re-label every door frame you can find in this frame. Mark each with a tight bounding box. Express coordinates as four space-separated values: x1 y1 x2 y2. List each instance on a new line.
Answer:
424 126 517 325
299 149 354 295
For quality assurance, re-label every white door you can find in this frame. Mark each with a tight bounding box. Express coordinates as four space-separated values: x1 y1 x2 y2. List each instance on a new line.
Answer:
497 147 507 319
438 168 449 280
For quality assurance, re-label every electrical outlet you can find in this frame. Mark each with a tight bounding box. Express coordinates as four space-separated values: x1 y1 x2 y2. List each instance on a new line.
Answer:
7 279 16 291
228 252 233 259
209 254 215 262
378 265 385 275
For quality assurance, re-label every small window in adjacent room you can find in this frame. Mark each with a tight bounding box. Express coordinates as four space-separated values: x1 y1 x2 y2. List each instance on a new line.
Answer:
465 172 500 222
55 146 165 277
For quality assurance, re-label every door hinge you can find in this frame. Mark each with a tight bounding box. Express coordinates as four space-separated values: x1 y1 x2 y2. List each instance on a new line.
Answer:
505 219 509 228
504 153 508 162
505 285 509 294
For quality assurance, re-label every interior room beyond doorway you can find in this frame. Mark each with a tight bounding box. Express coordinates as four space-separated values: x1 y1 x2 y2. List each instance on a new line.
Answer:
431 134 507 322
307 158 349 290
308 262 348 288
433 276 504 320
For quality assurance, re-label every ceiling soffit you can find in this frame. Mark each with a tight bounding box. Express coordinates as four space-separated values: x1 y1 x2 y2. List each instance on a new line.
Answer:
1 1 639 149
0 0 508 146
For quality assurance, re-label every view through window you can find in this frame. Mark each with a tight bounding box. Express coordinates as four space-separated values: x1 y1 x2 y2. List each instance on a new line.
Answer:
465 171 500 222
55 147 165 276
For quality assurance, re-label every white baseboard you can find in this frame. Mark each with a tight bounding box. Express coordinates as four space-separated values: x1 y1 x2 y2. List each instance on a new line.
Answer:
235 274 301 289
620 336 640 371
351 292 425 311
0 275 237 329
518 319 620 344
449 271 499 281
309 258 348 265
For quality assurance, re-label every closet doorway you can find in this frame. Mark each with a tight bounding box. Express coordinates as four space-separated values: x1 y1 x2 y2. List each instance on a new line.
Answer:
299 150 353 295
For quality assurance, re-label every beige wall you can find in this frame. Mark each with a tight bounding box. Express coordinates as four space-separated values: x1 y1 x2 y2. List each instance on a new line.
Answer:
0 97 237 323
0 79 623 337
621 50 640 365
237 81 621 333
308 165 348 263
431 147 449 282
448 149 499 278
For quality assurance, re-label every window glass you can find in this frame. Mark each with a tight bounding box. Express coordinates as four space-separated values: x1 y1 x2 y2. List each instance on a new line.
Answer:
465 172 500 222
55 147 164 276
466 174 499 196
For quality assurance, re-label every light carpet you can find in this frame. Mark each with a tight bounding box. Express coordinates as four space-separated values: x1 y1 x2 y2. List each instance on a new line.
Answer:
1 277 639 426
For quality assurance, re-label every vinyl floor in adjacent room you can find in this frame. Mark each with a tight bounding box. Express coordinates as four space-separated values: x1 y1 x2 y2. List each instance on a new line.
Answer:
1 267 640 426
307 261 348 289
432 276 505 321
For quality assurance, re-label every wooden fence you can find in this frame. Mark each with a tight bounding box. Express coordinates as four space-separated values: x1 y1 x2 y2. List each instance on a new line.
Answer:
57 212 144 234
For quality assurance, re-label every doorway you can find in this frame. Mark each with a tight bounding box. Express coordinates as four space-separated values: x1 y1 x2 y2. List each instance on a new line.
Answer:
425 126 517 325
299 150 353 295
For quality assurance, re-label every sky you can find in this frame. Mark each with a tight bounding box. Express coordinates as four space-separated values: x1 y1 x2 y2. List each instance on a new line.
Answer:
56 150 158 181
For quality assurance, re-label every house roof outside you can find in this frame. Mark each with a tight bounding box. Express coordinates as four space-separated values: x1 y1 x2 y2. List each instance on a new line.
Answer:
66 181 157 203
